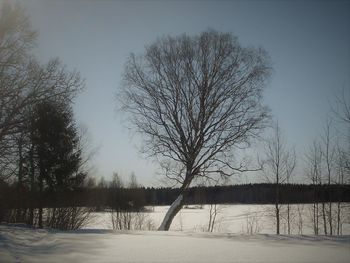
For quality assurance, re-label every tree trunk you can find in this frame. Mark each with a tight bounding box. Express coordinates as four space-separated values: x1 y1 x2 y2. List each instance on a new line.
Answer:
158 194 185 231
287 203 290 235
16 136 24 222
276 204 280 235
208 204 213 232
158 171 193 231
38 175 43 228
38 158 44 228
337 201 341 235
207 204 218 232
322 202 327 235
313 202 319 235
29 142 35 226
210 204 218 232
275 182 280 235
315 202 319 235
329 197 333 235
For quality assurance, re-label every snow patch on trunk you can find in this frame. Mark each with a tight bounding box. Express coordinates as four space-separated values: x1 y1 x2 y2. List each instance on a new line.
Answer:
158 194 183 231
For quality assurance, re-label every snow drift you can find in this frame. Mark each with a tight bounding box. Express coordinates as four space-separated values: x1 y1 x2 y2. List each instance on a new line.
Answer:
0 225 349 263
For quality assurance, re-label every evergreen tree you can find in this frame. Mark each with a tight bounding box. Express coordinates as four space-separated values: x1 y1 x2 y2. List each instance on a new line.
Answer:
30 100 84 191
29 100 85 227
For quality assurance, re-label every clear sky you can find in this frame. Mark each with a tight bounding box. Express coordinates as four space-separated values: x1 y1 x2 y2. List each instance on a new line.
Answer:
13 0 350 186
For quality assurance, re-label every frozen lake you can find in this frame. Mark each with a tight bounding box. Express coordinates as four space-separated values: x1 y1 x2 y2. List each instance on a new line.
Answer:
86 204 350 235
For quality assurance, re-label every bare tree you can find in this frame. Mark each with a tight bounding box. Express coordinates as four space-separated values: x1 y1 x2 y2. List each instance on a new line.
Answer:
332 87 350 184
0 2 35 176
261 122 296 235
0 3 87 228
0 3 83 172
207 203 221 232
305 140 323 235
332 87 350 235
245 209 262 234
129 172 138 188
332 87 350 183
285 146 296 235
332 87 350 125
204 174 226 233
303 88 349 236
321 121 336 235
119 30 271 230
295 204 305 235
110 173 152 230
335 146 348 235
46 206 92 231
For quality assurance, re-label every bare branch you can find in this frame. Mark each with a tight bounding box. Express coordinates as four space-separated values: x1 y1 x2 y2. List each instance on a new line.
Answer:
119 30 271 230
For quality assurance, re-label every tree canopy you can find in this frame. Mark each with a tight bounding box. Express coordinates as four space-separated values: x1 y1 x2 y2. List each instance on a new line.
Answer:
120 30 272 230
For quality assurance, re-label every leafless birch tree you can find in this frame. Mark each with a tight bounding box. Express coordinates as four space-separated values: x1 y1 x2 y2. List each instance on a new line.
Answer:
119 30 271 230
332 87 350 235
305 140 323 235
321 121 336 235
261 122 296 235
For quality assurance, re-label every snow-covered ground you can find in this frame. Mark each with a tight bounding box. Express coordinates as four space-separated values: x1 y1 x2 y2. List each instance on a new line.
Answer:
1 225 349 263
1 204 349 262
87 204 350 235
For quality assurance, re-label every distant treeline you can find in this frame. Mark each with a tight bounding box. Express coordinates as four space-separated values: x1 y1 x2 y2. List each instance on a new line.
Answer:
143 184 350 205
2 183 349 211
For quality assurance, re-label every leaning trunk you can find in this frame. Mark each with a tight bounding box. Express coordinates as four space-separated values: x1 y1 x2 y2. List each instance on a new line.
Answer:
158 173 193 231
158 194 185 231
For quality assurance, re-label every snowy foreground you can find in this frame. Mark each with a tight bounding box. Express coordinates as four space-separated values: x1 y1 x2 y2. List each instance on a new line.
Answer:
1 204 350 262
0 225 349 263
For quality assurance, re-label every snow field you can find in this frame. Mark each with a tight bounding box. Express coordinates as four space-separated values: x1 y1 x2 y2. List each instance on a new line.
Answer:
1 204 349 262
0 225 349 263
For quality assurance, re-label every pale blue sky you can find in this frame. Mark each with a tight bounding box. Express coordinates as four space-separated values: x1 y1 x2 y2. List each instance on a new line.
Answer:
16 0 350 186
